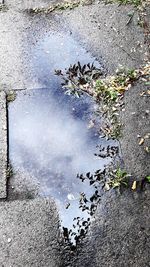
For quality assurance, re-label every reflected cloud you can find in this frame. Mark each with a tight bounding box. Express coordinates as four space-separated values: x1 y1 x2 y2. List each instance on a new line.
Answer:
9 31 115 244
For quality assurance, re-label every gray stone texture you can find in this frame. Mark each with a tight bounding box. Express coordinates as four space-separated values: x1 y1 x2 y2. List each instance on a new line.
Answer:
0 0 149 266
0 198 61 267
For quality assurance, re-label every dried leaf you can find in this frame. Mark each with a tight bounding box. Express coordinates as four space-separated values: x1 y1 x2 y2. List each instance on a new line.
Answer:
144 133 150 139
139 138 144 145
132 181 137 190
104 183 110 191
140 92 145 96
145 146 150 153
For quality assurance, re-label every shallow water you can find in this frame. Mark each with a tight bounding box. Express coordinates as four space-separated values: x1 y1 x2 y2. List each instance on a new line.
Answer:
9 30 118 245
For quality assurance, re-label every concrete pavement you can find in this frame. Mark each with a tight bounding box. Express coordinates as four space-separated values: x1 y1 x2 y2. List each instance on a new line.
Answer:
0 0 150 266
0 91 7 198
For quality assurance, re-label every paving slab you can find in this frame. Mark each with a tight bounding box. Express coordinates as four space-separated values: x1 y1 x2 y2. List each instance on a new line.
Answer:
0 198 61 267
0 91 7 198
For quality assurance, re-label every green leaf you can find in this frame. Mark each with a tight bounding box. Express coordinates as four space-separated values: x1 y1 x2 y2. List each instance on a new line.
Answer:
109 90 118 100
145 82 150 86
146 176 150 183
122 181 128 187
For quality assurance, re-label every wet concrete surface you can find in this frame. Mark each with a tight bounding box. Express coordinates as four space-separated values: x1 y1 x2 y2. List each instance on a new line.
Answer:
0 0 150 266
0 198 61 267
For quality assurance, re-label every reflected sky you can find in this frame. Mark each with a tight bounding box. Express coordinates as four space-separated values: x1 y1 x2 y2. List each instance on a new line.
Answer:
28 31 101 89
9 31 116 242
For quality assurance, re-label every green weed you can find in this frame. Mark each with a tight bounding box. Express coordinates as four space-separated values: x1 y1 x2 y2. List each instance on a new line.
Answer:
146 176 150 183
56 63 146 140
93 67 138 139
107 168 130 189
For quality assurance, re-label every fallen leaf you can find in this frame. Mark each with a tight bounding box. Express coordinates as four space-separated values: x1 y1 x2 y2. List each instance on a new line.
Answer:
139 138 144 145
141 78 147 82
104 183 110 191
145 147 150 153
132 181 137 190
144 133 150 139
112 107 117 112
140 92 145 96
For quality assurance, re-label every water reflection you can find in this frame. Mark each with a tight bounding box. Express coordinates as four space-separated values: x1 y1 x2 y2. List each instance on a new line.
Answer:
9 89 111 232
9 31 117 245
28 31 101 89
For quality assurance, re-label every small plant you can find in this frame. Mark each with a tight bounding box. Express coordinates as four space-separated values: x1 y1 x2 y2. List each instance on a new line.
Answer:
107 168 130 189
93 67 138 139
6 164 14 179
56 62 149 140
146 176 150 183
77 166 130 191
95 67 138 100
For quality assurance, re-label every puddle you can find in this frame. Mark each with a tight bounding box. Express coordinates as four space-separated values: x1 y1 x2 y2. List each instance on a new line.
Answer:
26 30 101 89
9 30 119 246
